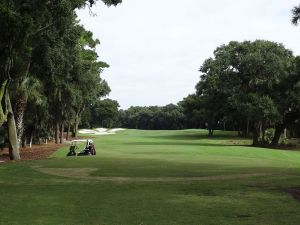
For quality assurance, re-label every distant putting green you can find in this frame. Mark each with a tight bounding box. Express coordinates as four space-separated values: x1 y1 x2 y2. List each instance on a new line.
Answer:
1 129 300 225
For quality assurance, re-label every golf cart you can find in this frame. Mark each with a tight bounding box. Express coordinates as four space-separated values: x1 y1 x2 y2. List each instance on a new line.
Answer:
67 139 96 157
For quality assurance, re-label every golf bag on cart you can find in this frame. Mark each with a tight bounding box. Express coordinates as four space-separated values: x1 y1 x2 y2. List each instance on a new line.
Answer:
67 145 77 156
78 139 96 156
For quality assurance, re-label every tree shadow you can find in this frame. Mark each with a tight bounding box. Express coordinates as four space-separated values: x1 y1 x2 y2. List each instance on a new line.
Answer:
146 133 244 141
122 141 240 147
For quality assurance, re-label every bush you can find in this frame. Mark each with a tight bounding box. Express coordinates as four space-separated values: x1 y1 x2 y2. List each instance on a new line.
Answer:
264 128 275 144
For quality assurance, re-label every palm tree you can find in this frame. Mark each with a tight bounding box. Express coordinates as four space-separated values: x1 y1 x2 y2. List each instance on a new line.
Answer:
292 6 300 25
13 77 42 147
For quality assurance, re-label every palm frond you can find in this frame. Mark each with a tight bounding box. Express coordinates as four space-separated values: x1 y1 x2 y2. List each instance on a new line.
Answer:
292 6 300 25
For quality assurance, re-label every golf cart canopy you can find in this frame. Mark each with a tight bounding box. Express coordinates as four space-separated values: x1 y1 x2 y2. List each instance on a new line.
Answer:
67 139 96 157
71 140 88 143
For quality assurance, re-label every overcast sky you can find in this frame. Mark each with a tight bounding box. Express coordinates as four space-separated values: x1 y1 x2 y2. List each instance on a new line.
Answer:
77 0 300 109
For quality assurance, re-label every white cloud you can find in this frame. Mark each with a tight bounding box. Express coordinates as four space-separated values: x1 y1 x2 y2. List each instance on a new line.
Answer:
77 0 300 109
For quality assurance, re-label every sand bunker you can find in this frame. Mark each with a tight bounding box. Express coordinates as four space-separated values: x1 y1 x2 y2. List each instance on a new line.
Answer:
78 128 126 136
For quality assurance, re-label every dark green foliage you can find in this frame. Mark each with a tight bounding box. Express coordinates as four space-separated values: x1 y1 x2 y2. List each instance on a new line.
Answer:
0 0 122 154
292 5 300 25
183 40 299 145
97 0 122 6
0 81 9 127
120 104 186 130
81 98 120 128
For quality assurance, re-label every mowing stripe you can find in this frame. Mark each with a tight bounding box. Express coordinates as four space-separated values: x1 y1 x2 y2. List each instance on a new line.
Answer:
32 166 271 182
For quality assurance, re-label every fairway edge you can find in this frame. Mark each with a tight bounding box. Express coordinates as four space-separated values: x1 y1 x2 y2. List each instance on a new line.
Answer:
32 166 271 182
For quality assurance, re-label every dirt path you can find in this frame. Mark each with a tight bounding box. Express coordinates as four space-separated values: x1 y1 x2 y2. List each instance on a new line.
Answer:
0 142 65 162
33 166 270 182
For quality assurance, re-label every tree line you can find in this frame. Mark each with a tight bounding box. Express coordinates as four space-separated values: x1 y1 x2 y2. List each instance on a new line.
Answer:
81 102 230 131
181 40 300 146
78 103 187 130
108 39 300 147
88 5 300 147
0 0 122 160
180 5 300 146
1 2 300 160
119 105 186 130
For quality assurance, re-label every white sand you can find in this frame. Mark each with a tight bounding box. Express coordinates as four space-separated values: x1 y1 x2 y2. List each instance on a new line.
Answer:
95 128 108 132
78 128 126 136
110 128 126 132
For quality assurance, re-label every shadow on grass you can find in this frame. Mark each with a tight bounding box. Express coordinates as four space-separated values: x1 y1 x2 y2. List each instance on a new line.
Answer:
146 133 246 141
142 131 250 147
144 132 300 152
123 141 241 147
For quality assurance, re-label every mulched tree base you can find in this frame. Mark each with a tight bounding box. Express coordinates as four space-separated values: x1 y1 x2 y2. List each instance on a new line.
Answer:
0 142 66 162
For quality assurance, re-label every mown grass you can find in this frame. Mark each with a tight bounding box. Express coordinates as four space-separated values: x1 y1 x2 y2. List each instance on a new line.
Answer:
1 129 300 225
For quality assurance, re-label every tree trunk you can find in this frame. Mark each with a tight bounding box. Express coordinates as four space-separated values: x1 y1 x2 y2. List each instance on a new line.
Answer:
238 130 241 137
237 124 242 137
2 49 13 128
52 126 56 140
262 129 266 143
261 123 265 143
284 128 287 139
66 123 70 141
286 128 291 139
29 134 33 148
55 122 59 144
60 121 64 144
73 112 80 138
271 125 285 146
22 138 27 148
14 62 31 146
14 95 27 148
7 94 20 160
246 119 250 137
0 80 9 128
252 122 261 146
253 129 259 146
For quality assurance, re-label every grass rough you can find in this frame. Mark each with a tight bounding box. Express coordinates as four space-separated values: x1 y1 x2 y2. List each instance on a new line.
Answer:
1 129 300 225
